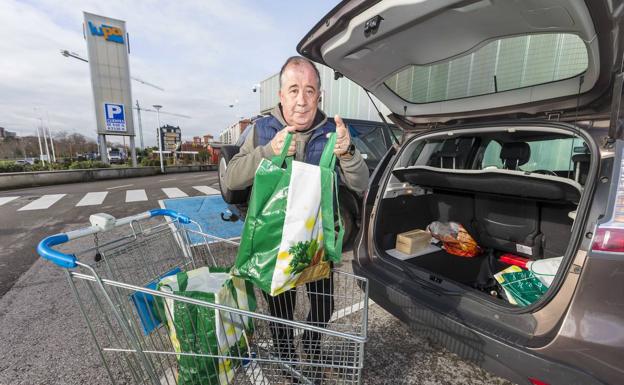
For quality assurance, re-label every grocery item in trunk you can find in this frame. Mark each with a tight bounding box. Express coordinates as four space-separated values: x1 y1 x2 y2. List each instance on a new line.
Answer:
427 221 482 257
396 229 432 255
498 255 562 287
527 256 562 287
499 253 530 268
498 269 548 307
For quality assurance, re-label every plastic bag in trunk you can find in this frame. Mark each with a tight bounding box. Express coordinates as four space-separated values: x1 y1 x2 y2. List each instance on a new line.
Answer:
427 221 482 257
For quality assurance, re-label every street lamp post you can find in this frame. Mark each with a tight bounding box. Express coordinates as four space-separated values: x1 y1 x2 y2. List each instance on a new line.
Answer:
36 126 45 166
153 104 164 173
46 111 57 162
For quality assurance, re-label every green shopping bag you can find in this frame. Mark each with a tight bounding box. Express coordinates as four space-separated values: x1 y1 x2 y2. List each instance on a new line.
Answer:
158 266 256 385
499 270 548 307
233 132 344 296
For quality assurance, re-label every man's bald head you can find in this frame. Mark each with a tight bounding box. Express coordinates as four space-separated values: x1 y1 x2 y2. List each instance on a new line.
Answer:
279 56 321 90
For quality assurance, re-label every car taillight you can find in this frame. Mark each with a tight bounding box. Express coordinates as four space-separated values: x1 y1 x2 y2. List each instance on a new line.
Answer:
591 145 624 253
592 226 624 252
528 378 550 385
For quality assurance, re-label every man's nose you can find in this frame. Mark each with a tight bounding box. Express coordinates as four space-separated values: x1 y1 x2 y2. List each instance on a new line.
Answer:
296 91 307 106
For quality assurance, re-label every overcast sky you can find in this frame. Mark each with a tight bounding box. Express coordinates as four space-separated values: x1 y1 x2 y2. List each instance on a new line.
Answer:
0 0 338 146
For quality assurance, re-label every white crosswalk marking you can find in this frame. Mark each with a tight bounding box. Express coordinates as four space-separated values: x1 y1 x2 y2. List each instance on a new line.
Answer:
0 196 19 207
126 189 148 202
18 194 66 211
162 188 188 198
192 185 220 195
76 192 108 206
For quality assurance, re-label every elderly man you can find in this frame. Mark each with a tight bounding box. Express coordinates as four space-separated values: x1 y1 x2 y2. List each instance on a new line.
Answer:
225 56 369 365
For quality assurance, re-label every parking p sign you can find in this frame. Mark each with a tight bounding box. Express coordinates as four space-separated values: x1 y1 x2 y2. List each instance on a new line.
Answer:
104 103 127 132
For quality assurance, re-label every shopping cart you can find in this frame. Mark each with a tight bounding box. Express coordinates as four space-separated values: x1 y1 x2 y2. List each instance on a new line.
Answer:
37 209 368 385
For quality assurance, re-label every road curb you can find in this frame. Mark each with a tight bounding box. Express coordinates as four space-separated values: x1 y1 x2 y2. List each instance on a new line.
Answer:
0 164 217 191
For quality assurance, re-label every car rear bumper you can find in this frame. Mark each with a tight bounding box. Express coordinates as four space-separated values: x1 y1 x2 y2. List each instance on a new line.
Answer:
352 257 605 385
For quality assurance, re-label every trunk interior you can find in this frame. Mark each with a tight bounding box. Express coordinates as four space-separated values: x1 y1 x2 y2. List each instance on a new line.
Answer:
374 126 589 307
376 191 576 287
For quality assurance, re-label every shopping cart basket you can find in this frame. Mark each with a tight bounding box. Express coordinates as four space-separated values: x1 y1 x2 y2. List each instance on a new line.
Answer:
37 209 368 385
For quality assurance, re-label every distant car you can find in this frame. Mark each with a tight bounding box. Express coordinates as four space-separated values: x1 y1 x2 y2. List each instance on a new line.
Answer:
108 149 125 164
218 116 398 246
15 159 35 165
298 1 624 385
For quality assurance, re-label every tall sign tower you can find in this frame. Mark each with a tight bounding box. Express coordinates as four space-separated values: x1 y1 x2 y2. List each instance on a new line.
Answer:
83 12 137 166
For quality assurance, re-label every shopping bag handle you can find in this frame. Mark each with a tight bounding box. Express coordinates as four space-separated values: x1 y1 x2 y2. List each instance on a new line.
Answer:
319 133 344 262
271 132 294 167
319 132 337 170
321 172 344 262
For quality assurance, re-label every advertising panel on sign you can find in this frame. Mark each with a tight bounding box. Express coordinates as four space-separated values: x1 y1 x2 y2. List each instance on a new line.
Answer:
84 12 134 136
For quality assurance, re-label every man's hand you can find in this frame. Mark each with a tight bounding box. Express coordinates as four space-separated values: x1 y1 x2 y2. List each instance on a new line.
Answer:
334 115 352 158
270 126 296 156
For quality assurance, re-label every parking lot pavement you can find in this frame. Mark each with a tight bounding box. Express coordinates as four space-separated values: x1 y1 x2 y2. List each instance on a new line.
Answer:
0 171 220 296
363 303 513 385
0 219 512 385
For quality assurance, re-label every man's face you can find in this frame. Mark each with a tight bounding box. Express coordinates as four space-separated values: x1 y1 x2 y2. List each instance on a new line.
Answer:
279 63 320 131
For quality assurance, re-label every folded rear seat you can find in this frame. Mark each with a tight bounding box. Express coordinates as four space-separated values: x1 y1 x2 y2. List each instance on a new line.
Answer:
474 196 541 258
473 142 541 258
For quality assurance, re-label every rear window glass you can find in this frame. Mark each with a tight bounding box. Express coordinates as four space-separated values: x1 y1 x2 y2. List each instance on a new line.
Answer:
482 138 586 172
349 124 388 166
385 33 588 104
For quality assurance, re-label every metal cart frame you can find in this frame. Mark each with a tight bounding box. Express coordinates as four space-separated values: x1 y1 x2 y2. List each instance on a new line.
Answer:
38 209 368 385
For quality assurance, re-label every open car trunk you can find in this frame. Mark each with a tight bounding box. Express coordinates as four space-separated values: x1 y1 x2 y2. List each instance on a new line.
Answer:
374 125 589 307
378 190 576 287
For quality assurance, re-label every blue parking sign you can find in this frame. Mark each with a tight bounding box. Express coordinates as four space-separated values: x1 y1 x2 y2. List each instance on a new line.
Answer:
104 103 127 132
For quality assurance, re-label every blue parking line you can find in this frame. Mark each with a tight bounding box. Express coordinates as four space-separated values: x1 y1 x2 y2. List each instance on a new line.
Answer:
161 195 243 240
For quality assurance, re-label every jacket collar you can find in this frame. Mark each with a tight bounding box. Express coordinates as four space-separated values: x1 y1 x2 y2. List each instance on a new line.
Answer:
270 104 328 132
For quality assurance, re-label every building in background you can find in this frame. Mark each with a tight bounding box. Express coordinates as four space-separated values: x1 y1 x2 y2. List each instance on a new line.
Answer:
180 134 221 164
219 118 252 145
258 63 391 120
0 127 17 140
159 125 182 152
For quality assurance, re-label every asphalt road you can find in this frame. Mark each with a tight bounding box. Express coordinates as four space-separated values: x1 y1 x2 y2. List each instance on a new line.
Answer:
0 171 512 384
0 171 220 296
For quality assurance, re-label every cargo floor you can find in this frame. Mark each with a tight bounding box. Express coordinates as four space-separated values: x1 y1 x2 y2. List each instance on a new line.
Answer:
403 250 487 285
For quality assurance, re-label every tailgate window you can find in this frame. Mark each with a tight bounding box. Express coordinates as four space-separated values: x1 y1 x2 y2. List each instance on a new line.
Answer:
385 33 588 104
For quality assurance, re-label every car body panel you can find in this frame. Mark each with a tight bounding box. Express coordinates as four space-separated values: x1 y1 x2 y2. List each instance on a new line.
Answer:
351 119 620 383
299 0 623 124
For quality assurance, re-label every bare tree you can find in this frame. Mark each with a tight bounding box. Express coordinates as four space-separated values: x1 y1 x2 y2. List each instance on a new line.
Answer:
0 131 97 161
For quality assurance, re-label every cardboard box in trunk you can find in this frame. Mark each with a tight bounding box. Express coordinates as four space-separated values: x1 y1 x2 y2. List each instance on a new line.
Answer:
396 229 432 255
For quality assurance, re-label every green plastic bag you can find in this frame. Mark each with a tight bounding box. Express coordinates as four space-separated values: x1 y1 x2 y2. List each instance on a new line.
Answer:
500 270 548 307
233 132 344 296
158 266 256 385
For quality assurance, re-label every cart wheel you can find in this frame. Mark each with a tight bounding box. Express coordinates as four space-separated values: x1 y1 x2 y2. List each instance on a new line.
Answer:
221 211 239 222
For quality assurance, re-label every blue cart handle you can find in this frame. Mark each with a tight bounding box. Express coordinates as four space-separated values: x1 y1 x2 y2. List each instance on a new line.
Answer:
37 209 191 268
37 234 77 268
148 209 191 224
